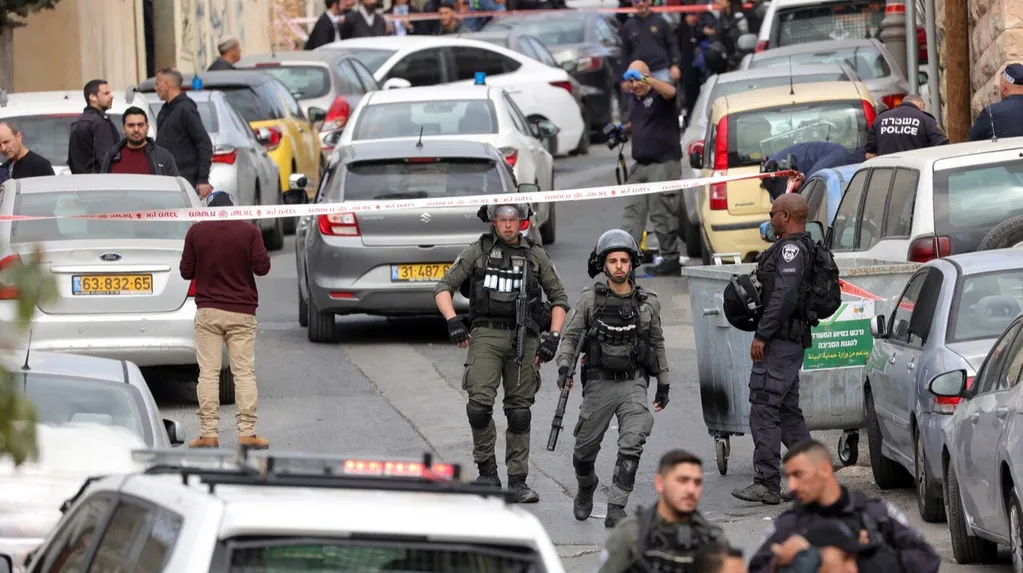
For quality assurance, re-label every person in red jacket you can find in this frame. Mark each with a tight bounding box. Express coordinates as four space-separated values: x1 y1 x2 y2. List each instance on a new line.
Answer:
179 191 271 449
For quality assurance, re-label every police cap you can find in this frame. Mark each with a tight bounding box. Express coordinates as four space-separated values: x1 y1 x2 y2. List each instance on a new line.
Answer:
587 229 641 278
722 273 762 331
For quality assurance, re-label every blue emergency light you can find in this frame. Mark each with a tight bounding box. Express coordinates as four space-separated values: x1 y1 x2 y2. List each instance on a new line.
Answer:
192 76 204 90
474 72 486 85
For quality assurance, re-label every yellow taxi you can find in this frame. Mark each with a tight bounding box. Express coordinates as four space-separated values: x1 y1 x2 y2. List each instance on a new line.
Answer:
688 81 877 264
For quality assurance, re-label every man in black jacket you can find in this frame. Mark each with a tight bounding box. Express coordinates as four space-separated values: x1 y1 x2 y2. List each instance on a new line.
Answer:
749 440 940 573
67 79 120 174
305 0 343 49
620 0 681 86
154 68 214 196
208 37 241 71
100 107 179 176
865 95 947 158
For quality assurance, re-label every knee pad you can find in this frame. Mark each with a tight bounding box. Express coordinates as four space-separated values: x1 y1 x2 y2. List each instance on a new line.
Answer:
613 455 640 492
573 456 595 477
466 401 493 430
506 407 531 434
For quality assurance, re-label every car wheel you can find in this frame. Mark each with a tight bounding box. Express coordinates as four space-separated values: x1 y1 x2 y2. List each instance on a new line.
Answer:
573 116 590 156
916 429 946 522
1010 491 1023 572
680 202 701 258
298 278 309 328
945 459 997 564
977 215 1023 250
307 293 338 343
219 368 236 405
283 164 298 235
866 388 913 489
540 201 556 244
264 215 285 251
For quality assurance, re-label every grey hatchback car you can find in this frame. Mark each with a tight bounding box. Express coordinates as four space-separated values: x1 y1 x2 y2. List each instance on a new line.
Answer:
294 140 542 342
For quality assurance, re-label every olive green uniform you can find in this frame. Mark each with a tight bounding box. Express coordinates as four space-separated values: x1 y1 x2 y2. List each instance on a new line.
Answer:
556 283 668 509
598 508 726 573
434 231 569 479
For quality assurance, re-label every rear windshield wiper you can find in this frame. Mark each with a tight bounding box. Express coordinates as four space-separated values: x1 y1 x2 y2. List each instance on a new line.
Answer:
373 191 428 200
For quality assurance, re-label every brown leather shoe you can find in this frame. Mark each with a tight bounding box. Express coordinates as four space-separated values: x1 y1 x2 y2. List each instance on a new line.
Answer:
189 436 219 448
239 435 269 449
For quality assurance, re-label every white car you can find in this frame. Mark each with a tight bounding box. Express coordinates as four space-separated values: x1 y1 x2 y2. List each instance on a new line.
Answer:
3 449 566 573
0 88 157 174
318 35 588 157
336 84 559 243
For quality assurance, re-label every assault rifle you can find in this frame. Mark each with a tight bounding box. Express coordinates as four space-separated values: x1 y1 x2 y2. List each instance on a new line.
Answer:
514 255 530 367
546 324 594 452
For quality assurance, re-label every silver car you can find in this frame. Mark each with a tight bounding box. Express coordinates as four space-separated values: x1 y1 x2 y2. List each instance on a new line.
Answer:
146 91 285 250
0 174 238 404
741 39 910 112
294 139 542 342
865 250 1023 523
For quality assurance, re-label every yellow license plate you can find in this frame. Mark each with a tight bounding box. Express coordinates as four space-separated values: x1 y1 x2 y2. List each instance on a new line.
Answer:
73 274 153 295
390 264 450 282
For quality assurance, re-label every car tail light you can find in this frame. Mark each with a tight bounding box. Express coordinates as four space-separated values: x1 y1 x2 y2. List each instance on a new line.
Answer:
862 100 877 126
917 27 927 64
187 279 196 297
500 147 518 167
318 213 361 236
322 96 352 132
755 40 768 52
576 56 602 72
257 126 283 150
0 254 22 300
881 94 905 110
212 145 237 165
550 81 573 94
908 236 951 263
710 116 729 211
406 157 439 163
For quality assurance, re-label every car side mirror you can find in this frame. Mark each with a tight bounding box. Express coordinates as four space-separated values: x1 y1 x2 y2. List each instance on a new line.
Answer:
255 127 273 145
289 173 308 190
807 220 825 243
283 189 308 204
382 77 411 90
759 221 777 243
688 140 704 170
163 419 184 446
918 70 929 85
517 182 540 195
928 369 968 399
308 106 327 124
533 119 560 139
737 33 758 53
0 554 13 573
126 85 138 104
560 60 576 73
869 314 887 339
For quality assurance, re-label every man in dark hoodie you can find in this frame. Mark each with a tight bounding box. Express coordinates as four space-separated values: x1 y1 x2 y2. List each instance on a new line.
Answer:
100 107 179 176
67 79 121 174
154 68 214 196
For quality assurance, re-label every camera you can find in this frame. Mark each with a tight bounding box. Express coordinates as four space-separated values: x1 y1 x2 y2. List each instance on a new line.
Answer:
603 123 629 150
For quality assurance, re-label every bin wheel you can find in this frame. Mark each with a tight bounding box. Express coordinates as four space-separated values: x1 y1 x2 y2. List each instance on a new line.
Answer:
715 439 729 475
838 432 859 467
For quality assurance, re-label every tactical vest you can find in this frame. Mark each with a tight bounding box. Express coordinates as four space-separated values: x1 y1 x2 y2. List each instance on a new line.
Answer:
468 233 546 330
586 283 650 375
791 492 903 573
626 506 724 573
754 234 813 346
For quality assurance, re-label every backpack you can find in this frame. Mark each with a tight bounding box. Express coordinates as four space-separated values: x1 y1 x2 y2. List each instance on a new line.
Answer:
801 236 841 326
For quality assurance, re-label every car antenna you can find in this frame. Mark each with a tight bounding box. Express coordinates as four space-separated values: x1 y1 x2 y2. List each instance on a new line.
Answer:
22 329 32 371
788 56 794 95
416 125 424 148
988 102 998 142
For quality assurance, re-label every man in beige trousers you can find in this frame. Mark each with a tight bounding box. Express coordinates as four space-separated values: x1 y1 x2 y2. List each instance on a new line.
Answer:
179 191 271 449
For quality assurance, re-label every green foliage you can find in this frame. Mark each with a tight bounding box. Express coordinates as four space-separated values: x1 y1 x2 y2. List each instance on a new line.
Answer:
1 0 64 30
0 247 57 466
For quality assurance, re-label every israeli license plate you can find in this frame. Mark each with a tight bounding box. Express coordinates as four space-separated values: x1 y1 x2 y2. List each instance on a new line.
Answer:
390 264 451 282
72 274 153 295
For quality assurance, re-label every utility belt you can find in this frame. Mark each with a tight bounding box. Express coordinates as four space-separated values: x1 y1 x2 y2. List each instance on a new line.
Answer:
584 367 646 382
472 318 543 333
777 317 810 345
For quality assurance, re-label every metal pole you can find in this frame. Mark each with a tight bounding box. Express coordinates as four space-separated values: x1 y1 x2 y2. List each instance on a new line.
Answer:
905 0 919 94
881 1 909 82
924 0 941 125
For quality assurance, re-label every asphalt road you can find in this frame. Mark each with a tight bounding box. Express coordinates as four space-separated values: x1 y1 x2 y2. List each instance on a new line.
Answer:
157 144 1009 572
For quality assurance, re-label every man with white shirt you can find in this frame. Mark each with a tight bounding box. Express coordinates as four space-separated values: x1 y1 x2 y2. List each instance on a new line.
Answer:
340 0 387 38
305 0 343 49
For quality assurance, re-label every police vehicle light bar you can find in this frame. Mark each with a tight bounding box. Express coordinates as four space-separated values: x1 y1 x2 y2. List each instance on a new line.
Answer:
132 447 242 470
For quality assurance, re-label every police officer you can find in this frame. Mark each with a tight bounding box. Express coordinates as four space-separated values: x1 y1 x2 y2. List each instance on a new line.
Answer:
619 0 681 85
760 142 867 200
864 94 947 158
557 229 670 528
968 63 1023 141
433 202 569 503
749 440 940 573
731 193 813 505
598 449 727 573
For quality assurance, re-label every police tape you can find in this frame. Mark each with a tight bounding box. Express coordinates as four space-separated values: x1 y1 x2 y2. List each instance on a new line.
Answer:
1 169 796 222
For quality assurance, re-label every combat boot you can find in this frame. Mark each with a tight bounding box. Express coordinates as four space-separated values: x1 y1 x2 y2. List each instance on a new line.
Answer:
476 456 501 488
605 503 627 528
508 474 540 504
649 259 682 276
731 483 780 505
574 477 598 521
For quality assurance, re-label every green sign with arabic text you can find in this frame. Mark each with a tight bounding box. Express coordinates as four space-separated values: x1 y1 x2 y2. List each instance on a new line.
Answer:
803 301 874 371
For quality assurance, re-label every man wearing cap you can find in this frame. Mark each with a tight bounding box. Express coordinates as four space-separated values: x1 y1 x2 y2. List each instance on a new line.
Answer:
434 203 569 503
968 62 1023 141
208 37 241 71
865 94 947 158
749 440 940 573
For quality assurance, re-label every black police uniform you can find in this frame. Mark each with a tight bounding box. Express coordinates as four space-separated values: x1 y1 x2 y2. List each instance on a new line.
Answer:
741 232 814 500
968 94 1023 141
760 142 866 200
865 101 948 156
749 486 941 573
621 13 682 75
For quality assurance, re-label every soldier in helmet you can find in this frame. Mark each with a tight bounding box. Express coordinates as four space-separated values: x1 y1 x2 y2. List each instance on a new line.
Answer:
434 202 569 503
556 229 670 528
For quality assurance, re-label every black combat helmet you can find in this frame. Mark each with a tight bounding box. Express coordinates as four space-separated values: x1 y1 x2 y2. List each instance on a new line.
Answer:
587 229 641 278
722 273 763 331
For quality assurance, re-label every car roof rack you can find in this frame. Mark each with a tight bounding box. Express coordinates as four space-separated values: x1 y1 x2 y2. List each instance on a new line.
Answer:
132 446 512 501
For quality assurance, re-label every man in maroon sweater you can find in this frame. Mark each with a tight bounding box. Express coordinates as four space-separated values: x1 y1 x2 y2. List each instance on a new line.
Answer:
180 191 271 449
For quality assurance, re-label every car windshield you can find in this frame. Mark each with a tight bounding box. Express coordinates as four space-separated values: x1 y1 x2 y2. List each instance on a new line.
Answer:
226 541 541 572
11 190 194 243
750 46 890 80
331 48 397 73
932 159 1023 236
148 100 218 132
775 1 885 47
343 159 504 201
3 114 125 167
714 73 850 102
24 374 148 444
951 270 1023 342
252 65 331 100
484 18 585 45
353 100 499 140
725 101 868 167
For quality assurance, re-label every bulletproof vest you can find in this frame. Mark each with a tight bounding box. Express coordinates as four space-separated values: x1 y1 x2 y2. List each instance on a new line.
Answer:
626 506 723 573
469 233 543 324
754 234 813 344
586 283 650 374
793 492 904 573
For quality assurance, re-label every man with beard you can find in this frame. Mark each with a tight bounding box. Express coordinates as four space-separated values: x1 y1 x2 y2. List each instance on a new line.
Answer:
598 449 727 572
68 79 120 174
99 107 179 176
558 229 670 528
340 0 388 38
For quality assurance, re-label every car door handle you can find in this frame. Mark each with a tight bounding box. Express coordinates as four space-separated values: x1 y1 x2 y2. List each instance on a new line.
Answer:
970 413 980 423
907 362 915 371
888 356 897 364
997 407 1010 419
